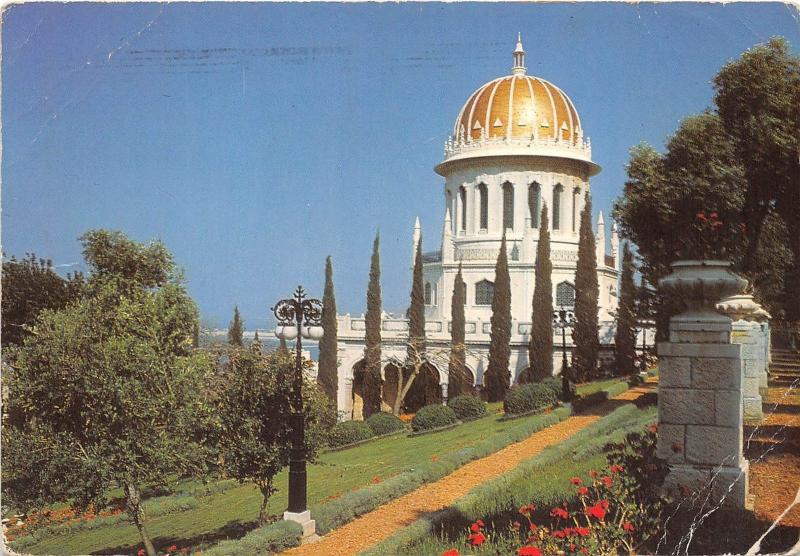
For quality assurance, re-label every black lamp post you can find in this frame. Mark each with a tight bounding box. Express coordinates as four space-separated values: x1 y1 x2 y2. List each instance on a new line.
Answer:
272 286 323 525
553 307 575 401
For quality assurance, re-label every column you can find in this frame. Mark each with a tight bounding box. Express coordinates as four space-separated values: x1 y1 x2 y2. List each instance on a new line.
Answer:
657 261 750 508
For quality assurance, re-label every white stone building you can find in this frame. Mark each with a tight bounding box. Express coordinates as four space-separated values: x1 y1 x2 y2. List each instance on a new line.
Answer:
336 37 620 418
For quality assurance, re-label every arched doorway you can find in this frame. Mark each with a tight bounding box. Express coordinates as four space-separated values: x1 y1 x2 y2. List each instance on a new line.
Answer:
351 360 366 421
383 362 401 411
403 362 442 412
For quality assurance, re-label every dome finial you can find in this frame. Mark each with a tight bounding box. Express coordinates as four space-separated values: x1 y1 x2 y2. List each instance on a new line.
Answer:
512 33 526 76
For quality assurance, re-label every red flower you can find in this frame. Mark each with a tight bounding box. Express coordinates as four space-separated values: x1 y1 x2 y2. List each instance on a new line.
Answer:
371 476 382 484
602 476 613 487
671 442 683 453
138 550 145 556
517 547 542 556
575 526 590 537
550 507 569 519
586 503 606 520
519 503 536 514
513 521 521 530
469 521 483 533
552 529 567 539
599 499 609 510
580 548 589 555
648 424 658 433
609 464 624 474
577 486 589 496
623 521 635 533
468 532 486 546
570 477 582 485
529 523 538 532
476 519 484 527
713 220 724 229
168 546 178 553
589 470 598 478
442 550 460 556
709 211 719 219
696 211 707 222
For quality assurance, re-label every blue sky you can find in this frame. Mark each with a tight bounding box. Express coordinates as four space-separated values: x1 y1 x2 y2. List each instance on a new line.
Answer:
3 2 799 329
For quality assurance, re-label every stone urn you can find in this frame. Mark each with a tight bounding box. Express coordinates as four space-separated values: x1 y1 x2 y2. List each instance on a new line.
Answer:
659 260 747 323
716 294 771 322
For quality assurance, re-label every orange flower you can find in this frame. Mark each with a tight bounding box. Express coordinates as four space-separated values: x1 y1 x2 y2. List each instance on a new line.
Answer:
518 547 542 556
442 549 460 556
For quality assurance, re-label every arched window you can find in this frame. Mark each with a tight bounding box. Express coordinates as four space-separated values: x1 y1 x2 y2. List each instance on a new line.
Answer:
556 281 576 308
425 282 432 305
475 279 494 306
528 182 541 228
502 182 514 230
478 183 488 230
459 186 467 232
553 183 563 231
572 187 580 232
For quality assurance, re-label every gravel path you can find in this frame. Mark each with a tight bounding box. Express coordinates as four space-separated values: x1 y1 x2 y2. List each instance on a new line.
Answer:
282 382 654 556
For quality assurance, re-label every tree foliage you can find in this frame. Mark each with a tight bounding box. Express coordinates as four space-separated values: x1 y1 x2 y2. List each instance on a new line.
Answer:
401 237 435 411
3 230 211 556
448 262 468 397
1 253 84 346
528 204 554 382
573 195 599 381
228 305 244 347
614 243 638 377
485 235 512 402
318 256 339 402
362 232 383 418
215 349 334 525
614 37 800 326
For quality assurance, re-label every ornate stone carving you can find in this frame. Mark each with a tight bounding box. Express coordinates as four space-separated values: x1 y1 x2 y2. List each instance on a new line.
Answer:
659 260 747 321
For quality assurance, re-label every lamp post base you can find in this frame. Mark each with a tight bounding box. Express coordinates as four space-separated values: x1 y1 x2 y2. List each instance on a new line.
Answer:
284 510 316 537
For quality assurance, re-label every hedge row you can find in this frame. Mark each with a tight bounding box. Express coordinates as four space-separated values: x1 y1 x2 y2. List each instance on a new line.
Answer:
362 404 657 556
327 420 374 448
572 380 631 412
202 519 303 556
365 412 406 435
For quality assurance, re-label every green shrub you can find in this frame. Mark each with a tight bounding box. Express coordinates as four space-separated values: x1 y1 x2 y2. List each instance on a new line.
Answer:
365 412 406 435
447 395 487 421
327 420 374 448
202 519 302 556
541 376 576 401
410 404 458 432
503 382 557 415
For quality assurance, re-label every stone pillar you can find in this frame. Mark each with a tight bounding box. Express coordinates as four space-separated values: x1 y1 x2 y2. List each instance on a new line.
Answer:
441 382 449 405
657 260 750 508
717 294 771 422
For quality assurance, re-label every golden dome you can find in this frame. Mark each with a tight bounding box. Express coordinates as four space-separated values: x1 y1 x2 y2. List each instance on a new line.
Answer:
454 74 582 144
437 35 597 177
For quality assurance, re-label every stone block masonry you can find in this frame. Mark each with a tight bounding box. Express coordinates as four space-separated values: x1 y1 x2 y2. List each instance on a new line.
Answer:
657 321 749 509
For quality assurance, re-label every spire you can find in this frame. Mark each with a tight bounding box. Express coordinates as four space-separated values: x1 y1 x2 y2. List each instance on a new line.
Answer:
412 217 421 268
596 211 606 265
512 33 526 76
610 220 620 268
442 208 454 261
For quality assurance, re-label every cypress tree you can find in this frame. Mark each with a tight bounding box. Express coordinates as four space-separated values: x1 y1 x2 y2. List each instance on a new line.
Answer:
405 237 434 406
614 242 638 377
318 256 339 402
485 234 512 402
448 262 467 397
192 320 200 349
228 305 244 347
251 329 262 354
362 233 383 418
574 195 600 381
529 204 553 382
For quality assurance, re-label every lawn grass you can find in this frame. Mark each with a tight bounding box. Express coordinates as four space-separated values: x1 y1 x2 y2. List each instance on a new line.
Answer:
575 376 628 397
20 404 566 555
365 404 658 556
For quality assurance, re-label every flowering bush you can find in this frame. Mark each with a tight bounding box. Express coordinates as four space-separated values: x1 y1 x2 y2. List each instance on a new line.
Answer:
4 504 124 541
441 424 669 556
677 209 747 260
